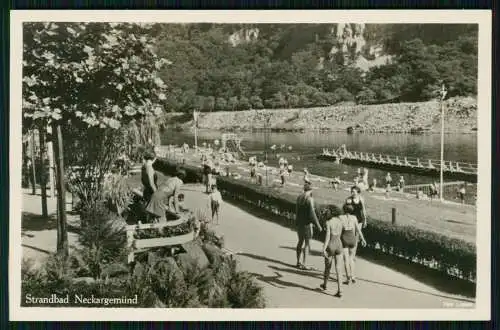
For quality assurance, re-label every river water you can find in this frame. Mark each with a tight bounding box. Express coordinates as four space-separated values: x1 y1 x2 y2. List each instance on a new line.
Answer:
161 129 477 187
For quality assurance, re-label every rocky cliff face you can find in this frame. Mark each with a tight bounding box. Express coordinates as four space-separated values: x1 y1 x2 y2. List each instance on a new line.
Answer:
228 28 260 47
228 24 391 71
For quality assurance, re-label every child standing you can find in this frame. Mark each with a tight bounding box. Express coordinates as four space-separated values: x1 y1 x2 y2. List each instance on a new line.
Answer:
208 184 223 224
279 165 287 186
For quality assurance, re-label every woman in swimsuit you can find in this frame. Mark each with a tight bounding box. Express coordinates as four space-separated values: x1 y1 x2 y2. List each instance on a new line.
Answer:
340 204 367 284
320 205 344 297
345 186 367 228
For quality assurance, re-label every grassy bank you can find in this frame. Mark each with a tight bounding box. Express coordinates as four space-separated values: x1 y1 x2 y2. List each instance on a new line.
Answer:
154 158 476 283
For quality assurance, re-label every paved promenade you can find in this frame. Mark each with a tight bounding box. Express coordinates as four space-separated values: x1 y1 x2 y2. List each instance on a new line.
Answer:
181 184 475 308
21 183 475 308
21 190 80 268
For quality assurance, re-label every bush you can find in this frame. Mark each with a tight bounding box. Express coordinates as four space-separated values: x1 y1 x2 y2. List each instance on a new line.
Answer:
22 240 266 308
22 258 155 307
102 173 134 215
77 202 127 278
155 158 477 282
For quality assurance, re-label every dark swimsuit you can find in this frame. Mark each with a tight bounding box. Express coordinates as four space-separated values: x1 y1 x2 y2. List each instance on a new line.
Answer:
346 197 365 224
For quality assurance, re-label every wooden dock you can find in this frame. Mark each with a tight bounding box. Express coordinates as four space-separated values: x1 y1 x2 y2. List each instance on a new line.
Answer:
317 147 477 183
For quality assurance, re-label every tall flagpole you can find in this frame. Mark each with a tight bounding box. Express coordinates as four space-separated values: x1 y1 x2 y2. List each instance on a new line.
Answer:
194 110 198 154
439 84 447 202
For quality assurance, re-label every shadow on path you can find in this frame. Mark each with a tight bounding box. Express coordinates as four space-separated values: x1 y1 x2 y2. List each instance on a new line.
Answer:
240 251 475 303
358 249 476 299
22 212 81 234
249 271 338 299
279 245 323 257
269 265 474 303
22 244 51 255
279 244 475 299
22 212 57 231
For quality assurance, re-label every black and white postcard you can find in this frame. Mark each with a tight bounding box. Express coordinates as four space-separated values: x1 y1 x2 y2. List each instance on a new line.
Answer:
9 10 492 321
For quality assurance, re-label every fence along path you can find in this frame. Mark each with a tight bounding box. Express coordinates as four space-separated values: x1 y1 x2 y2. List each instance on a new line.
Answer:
158 146 476 244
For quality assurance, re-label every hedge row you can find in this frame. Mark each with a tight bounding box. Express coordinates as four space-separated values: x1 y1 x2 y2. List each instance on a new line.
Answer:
153 158 476 283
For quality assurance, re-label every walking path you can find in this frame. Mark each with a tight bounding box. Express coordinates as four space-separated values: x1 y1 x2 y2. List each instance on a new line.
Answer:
181 184 475 308
21 183 475 308
21 189 80 268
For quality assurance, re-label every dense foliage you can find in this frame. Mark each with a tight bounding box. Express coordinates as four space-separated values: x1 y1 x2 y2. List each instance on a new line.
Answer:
23 22 169 210
154 23 477 111
154 157 476 282
22 238 265 308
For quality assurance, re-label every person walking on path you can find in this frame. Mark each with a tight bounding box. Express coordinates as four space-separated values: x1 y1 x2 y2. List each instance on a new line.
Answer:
208 184 223 224
279 165 287 186
295 183 322 270
345 186 367 229
141 150 158 205
320 205 344 297
340 204 367 285
203 157 213 193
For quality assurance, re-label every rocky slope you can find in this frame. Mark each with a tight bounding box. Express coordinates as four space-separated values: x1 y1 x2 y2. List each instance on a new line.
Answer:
173 97 477 133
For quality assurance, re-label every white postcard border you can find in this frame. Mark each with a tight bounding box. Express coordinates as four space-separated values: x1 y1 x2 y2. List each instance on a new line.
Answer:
9 10 492 321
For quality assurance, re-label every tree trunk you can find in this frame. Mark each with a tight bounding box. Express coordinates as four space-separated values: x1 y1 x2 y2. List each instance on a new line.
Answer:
53 123 68 257
39 129 48 218
47 140 55 198
30 132 37 195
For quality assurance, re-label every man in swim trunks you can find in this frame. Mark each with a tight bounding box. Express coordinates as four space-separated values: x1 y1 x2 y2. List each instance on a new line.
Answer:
295 183 322 270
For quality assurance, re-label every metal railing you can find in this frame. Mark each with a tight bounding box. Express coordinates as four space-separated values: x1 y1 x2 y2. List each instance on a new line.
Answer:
321 148 477 174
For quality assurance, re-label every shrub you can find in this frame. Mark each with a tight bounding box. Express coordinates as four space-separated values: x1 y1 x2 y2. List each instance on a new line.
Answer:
22 258 154 307
155 158 477 282
227 271 266 308
147 258 201 307
77 202 127 278
102 173 134 215
22 241 266 308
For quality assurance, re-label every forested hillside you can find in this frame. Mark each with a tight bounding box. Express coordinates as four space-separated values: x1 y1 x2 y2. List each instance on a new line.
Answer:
153 23 478 113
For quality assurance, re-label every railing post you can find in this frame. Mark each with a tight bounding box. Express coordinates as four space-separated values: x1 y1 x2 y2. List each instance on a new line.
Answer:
392 208 396 225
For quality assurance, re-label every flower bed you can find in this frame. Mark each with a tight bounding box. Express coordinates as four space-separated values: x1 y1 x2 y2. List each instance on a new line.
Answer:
154 157 477 283
126 211 197 263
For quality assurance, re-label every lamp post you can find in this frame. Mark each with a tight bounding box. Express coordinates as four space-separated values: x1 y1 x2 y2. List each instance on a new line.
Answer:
193 110 198 155
264 113 271 186
439 84 447 201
